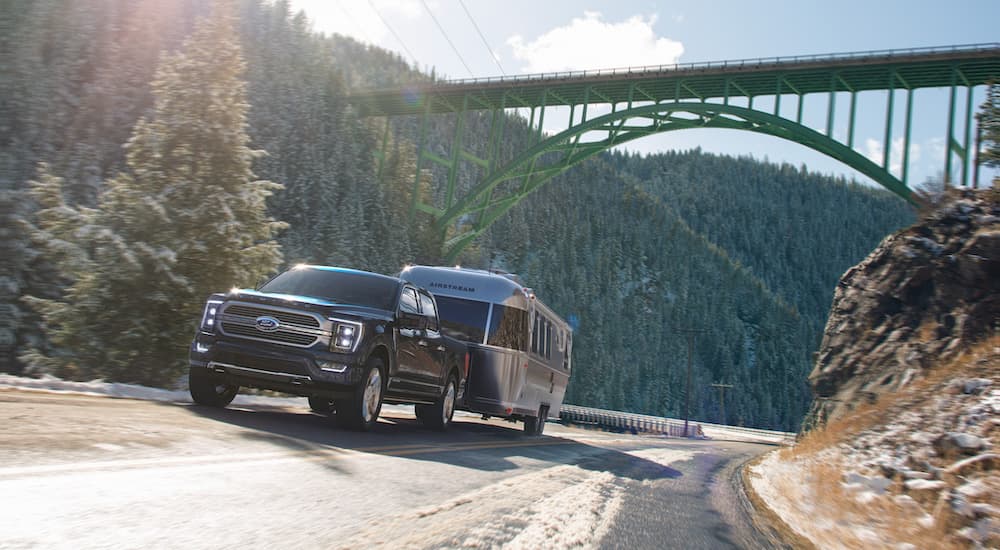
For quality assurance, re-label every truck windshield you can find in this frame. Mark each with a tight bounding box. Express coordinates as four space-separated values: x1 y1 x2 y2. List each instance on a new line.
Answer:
434 295 489 344
258 268 399 310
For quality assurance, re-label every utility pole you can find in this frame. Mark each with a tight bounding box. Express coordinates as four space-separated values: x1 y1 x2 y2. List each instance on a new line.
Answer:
711 383 734 425
673 328 705 437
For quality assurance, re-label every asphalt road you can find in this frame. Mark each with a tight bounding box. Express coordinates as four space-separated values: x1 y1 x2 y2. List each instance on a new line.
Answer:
0 390 782 549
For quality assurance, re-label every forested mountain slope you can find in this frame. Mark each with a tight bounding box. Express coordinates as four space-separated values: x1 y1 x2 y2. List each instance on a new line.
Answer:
610 151 915 341
471 152 912 429
3 0 913 430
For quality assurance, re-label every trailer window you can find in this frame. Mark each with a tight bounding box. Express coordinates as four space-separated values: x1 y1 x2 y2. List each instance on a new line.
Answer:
434 295 489 344
531 315 539 354
488 305 529 351
545 322 552 359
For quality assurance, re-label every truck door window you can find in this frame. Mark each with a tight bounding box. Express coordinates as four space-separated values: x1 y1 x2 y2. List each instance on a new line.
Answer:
418 291 440 332
400 287 419 314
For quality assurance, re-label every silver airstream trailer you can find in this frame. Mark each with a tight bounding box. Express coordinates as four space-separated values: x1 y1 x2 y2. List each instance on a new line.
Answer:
399 266 572 434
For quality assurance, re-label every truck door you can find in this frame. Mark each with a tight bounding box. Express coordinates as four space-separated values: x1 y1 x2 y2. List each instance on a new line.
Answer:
395 286 424 383
418 290 448 385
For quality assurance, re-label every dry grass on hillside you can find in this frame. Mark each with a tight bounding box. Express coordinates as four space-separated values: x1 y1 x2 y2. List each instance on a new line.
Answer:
788 335 999 458
751 335 999 549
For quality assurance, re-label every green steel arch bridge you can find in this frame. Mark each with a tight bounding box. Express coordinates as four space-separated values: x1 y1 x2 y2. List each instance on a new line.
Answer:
348 44 1000 261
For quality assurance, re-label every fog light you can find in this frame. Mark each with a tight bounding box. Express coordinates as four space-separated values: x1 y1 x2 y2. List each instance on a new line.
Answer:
319 362 348 373
195 342 210 353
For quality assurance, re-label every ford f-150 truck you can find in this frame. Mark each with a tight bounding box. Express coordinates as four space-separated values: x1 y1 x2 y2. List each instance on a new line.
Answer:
188 265 468 431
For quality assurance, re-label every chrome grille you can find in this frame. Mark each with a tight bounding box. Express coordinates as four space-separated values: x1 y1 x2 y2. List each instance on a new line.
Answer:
219 301 327 348
220 323 317 346
223 304 320 328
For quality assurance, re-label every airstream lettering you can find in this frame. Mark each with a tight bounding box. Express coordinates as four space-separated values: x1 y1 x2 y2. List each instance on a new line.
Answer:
400 266 572 435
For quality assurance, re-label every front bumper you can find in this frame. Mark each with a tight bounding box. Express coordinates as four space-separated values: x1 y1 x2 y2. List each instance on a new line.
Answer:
189 335 363 398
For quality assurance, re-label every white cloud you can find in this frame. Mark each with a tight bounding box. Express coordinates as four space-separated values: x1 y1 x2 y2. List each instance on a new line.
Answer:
289 0 424 47
864 137 922 178
506 11 684 74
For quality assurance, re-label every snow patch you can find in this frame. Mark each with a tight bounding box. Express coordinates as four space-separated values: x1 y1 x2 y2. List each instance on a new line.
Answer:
0 374 417 412
500 470 623 550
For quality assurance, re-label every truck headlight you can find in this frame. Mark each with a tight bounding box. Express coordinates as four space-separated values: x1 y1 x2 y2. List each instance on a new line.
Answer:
200 300 223 334
330 319 362 352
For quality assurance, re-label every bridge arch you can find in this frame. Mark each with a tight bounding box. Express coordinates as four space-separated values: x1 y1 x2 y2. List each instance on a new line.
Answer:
349 45 999 261
438 101 912 261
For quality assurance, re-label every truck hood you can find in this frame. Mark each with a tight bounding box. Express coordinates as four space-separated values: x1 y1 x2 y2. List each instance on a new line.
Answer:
225 289 394 322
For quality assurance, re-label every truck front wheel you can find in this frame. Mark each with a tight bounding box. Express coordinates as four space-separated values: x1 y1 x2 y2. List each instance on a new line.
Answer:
308 396 333 414
335 357 385 431
189 368 238 408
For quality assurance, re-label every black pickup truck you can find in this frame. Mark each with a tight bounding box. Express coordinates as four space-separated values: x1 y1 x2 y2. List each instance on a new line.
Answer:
188 265 467 431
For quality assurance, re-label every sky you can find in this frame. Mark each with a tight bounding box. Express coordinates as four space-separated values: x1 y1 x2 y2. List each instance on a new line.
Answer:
288 0 1000 188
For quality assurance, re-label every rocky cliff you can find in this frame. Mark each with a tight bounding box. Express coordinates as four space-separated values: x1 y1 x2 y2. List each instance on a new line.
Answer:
807 188 1000 426
749 188 999 548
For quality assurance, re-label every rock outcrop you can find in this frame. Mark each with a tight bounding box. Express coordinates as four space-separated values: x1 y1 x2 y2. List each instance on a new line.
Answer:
806 188 1000 426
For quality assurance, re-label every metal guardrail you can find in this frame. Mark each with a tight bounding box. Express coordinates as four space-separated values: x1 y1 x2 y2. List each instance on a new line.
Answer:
559 404 797 443
559 404 705 438
440 43 1000 86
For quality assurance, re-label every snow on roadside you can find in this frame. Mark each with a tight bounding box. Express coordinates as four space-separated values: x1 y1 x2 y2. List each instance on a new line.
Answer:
699 423 794 445
749 449 837 545
0 374 194 403
0 373 412 413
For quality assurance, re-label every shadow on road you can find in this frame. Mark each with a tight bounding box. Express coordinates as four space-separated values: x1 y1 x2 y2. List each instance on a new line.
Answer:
185 403 682 482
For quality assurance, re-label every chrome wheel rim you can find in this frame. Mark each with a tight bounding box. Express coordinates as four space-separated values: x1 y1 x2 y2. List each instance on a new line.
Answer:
363 368 382 423
442 381 455 425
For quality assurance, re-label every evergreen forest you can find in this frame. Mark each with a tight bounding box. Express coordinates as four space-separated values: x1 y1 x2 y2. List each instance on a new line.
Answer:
3 0 920 431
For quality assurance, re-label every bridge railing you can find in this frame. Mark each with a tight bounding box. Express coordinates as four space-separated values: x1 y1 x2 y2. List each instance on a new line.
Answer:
441 43 1000 87
558 404 796 444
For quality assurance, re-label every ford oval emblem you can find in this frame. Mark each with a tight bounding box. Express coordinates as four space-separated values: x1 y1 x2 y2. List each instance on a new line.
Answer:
255 316 281 332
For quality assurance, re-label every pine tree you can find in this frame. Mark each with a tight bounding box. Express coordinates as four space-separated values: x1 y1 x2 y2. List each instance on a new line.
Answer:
977 82 999 189
22 4 285 386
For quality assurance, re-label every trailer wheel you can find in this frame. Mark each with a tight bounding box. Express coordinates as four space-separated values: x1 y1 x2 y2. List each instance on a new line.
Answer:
189 368 238 408
535 405 550 435
421 374 457 431
335 357 385 431
523 405 549 435
523 415 538 434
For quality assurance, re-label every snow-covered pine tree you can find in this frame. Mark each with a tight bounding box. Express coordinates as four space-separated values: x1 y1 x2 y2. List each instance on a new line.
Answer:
22 3 285 386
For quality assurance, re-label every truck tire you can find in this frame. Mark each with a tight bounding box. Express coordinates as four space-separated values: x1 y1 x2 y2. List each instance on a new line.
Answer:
335 356 385 431
308 396 333 414
421 374 457 431
189 368 238 408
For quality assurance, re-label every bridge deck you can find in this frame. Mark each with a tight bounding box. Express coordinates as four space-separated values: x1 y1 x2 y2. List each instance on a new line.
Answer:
349 44 1000 116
